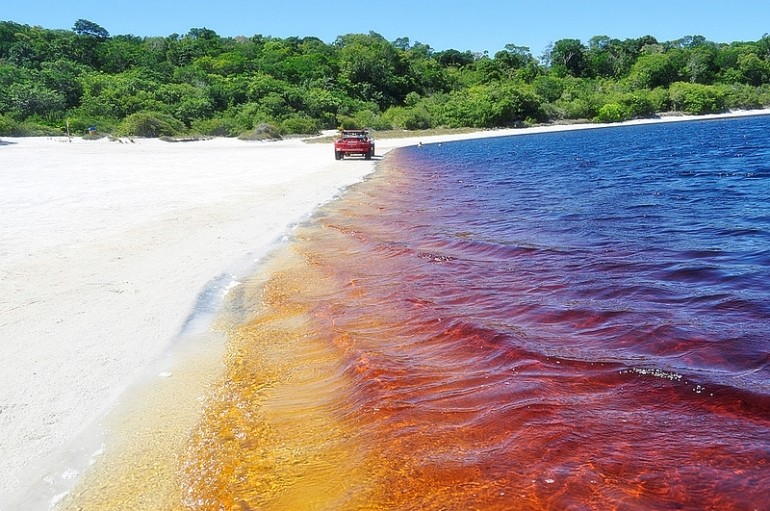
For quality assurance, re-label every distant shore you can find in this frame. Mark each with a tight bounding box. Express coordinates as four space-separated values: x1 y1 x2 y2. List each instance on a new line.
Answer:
1 107 768 508
373 107 770 147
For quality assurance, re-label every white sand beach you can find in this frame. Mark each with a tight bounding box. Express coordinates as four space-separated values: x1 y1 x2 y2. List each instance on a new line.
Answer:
1 108 768 509
0 135 387 508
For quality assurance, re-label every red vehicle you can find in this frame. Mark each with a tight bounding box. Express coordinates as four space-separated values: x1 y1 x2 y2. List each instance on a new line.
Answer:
334 129 375 160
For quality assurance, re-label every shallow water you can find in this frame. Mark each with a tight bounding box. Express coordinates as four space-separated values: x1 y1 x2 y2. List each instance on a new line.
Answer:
63 117 770 510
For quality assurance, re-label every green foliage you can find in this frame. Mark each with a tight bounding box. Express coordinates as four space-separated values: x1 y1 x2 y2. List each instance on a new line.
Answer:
560 97 599 120
738 53 770 86
669 82 726 114
340 109 391 130
0 116 62 136
237 122 282 141
618 92 656 118
190 116 238 137
73 19 109 39
0 113 17 135
335 32 411 109
495 44 535 71
646 87 671 112
116 111 185 137
280 114 320 135
157 82 213 125
720 83 770 110
77 69 165 119
585 36 641 78
1 21 770 137
40 60 86 109
533 75 564 102
66 113 117 135
548 39 588 77
595 103 626 123
335 115 360 130
7 82 66 120
628 53 676 88
431 83 543 128
383 105 432 130
555 78 603 119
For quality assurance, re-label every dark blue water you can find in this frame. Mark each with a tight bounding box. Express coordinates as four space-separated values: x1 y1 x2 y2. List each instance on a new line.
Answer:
396 117 770 392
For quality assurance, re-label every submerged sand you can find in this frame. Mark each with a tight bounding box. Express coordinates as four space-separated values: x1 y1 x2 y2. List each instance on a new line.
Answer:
1 109 768 509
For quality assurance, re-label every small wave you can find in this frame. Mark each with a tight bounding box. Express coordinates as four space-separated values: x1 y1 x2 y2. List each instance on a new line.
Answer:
180 272 239 335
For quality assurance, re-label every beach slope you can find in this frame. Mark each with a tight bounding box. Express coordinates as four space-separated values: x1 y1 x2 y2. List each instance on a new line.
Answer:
0 136 379 506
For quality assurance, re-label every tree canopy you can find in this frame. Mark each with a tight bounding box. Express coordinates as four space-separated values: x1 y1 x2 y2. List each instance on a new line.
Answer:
1 19 770 137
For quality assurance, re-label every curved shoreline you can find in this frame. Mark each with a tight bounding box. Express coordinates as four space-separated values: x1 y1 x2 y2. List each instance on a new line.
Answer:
0 136 377 508
1 108 768 508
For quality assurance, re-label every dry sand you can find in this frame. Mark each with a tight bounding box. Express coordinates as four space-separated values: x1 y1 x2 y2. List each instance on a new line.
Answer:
1 109 768 509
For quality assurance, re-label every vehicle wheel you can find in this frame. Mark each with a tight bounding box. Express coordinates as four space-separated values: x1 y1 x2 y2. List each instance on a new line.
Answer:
365 148 373 160
335 151 343 160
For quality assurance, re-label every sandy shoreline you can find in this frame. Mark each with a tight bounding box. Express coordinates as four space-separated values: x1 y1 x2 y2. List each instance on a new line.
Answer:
0 136 383 508
1 108 769 508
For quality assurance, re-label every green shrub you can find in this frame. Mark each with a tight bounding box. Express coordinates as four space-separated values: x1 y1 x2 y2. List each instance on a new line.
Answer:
280 114 320 135
647 87 670 112
237 123 282 141
0 114 17 136
619 93 655 118
383 105 433 130
595 103 626 123
533 75 565 103
559 97 599 120
336 112 392 130
1 119 62 136
719 84 766 110
432 85 540 128
402 107 432 130
190 116 238 137
404 91 421 107
228 102 278 133
66 115 118 136
669 82 726 114
116 112 185 137
349 109 392 130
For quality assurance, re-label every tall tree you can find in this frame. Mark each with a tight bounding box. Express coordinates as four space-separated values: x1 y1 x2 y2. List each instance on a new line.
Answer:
494 44 534 70
73 19 109 40
548 39 587 77
334 32 409 108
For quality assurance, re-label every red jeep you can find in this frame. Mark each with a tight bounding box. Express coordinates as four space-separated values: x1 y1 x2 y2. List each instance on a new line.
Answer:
334 129 375 160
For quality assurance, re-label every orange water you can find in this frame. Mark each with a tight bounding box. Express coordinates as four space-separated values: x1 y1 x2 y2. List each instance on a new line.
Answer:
174 233 523 511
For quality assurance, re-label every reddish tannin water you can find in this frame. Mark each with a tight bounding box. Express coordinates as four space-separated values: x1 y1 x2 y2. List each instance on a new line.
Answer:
62 117 770 510
176 117 770 510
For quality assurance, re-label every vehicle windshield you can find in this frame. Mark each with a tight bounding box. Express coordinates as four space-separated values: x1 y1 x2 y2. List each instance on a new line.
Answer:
340 130 370 138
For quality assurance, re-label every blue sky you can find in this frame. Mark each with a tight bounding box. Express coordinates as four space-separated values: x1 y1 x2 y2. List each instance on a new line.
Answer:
4 0 769 58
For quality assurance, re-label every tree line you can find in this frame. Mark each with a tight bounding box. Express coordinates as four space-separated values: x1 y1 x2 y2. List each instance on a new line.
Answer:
2 19 770 137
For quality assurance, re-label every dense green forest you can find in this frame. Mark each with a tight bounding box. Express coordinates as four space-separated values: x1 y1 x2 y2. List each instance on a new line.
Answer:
2 19 770 137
